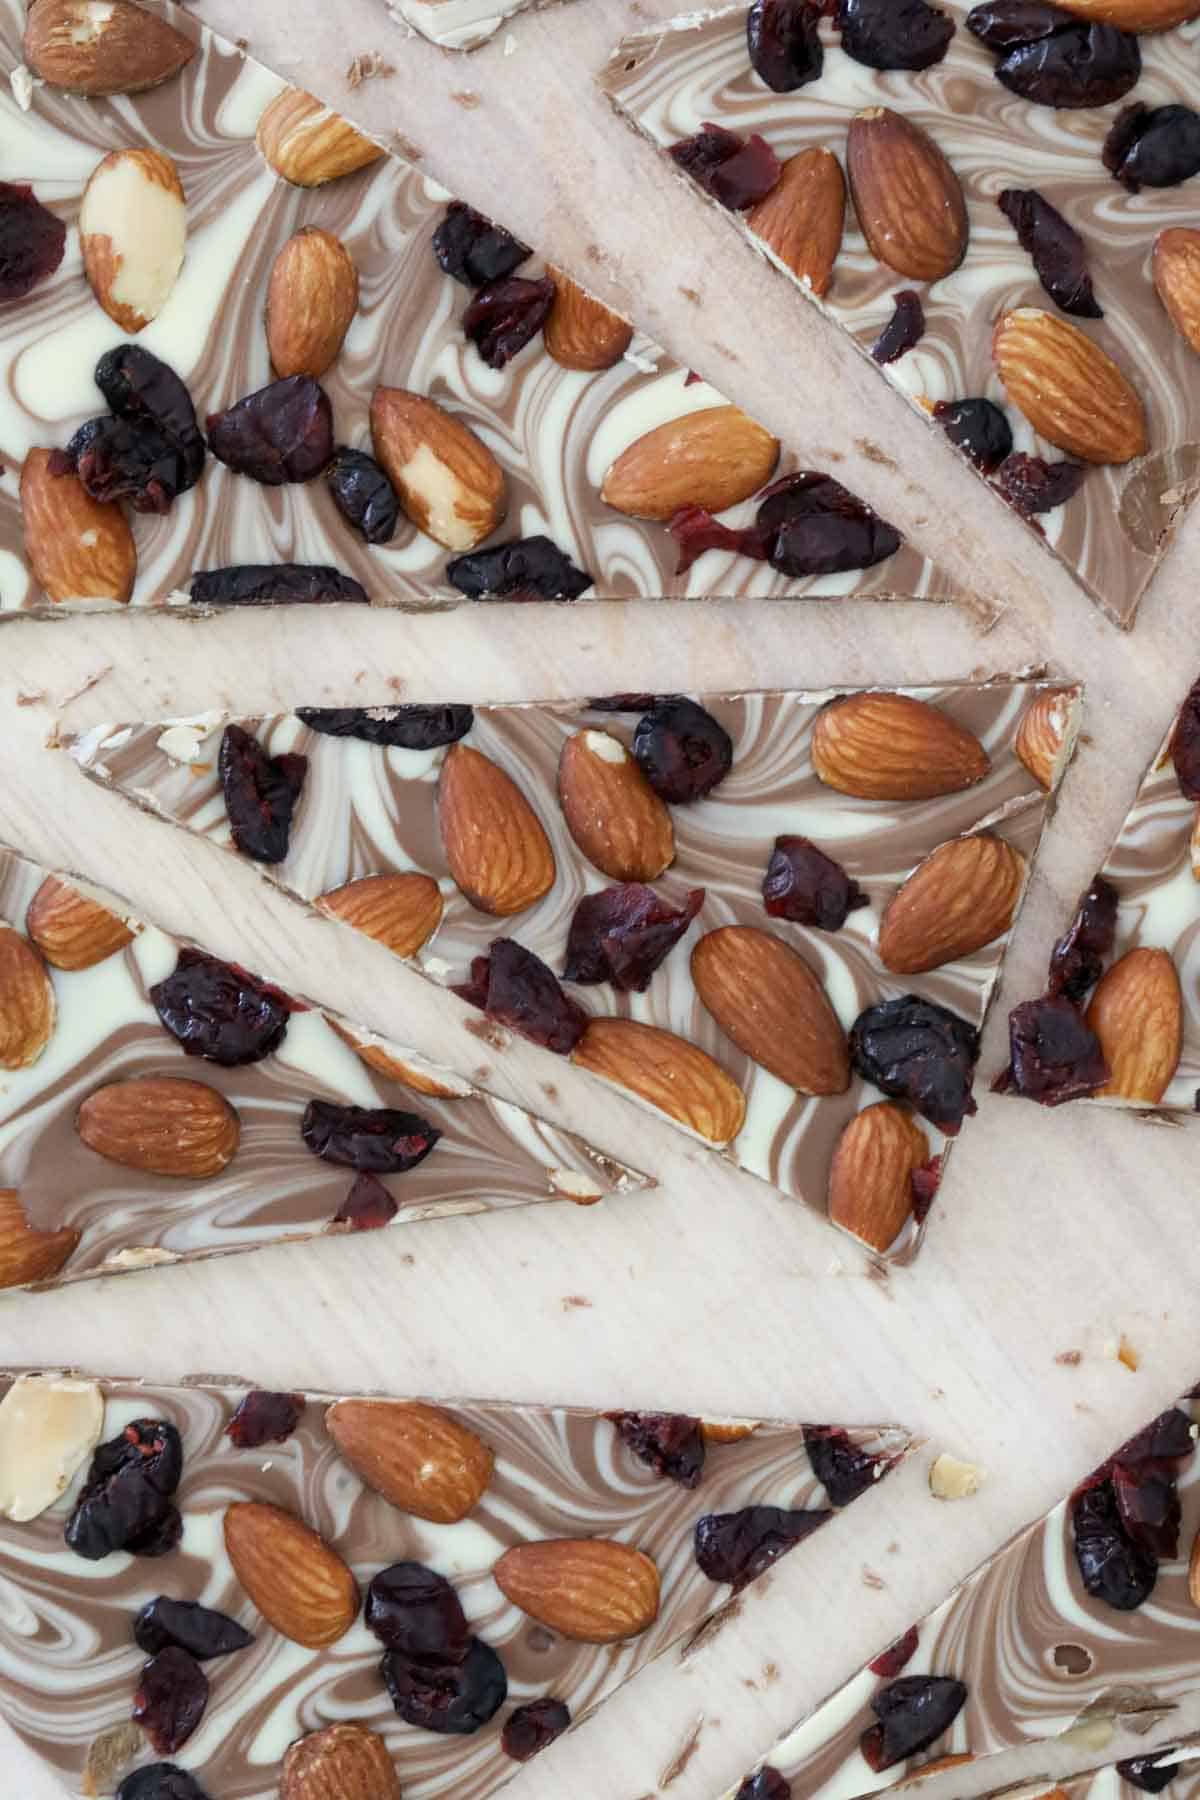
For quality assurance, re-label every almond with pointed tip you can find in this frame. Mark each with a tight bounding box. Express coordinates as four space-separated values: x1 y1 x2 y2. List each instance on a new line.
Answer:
558 730 674 881
601 406 779 520
317 872 443 959
267 227 359 378
828 1103 930 1253
878 834 1027 974
438 743 555 916
24 0 195 93
747 145 846 296
225 1502 359 1647
0 1192 80 1291
993 308 1147 465
79 147 186 333
494 1537 660 1642
571 1017 746 1144
692 926 848 1094
1086 946 1182 1103
256 88 384 186
20 449 136 604
280 1723 402 1800
326 1398 493 1522
1153 227 1200 356
545 270 634 371
847 108 968 283
811 693 989 801
26 876 135 971
371 387 506 552
0 925 55 1069
1015 688 1077 792
77 1077 239 1176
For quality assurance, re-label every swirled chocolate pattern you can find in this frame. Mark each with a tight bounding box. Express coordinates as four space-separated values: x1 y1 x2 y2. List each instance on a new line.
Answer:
392 0 555 52
66 678 1080 1260
601 6 1200 628
0 844 649 1290
0 1369 908 1797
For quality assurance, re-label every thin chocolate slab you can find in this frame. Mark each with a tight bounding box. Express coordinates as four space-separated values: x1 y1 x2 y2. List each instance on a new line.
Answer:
392 0 554 51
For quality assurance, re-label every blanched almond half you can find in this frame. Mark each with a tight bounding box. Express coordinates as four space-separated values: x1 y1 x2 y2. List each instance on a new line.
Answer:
20 449 136 604
558 730 674 881
545 270 634 371
0 924 55 1069
1086 946 1182 1103
79 147 186 332
691 925 849 1094
317 872 443 959
0 1373 103 1521
438 743 555 916
571 1016 746 1144
371 388 506 553
601 406 780 520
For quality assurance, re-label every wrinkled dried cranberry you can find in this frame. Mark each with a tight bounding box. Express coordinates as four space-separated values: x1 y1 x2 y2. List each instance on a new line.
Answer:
219 724 308 864
301 1100 440 1173
65 415 192 515
676 471 903 579
65 1420 183 1561
669 124 782 210
933 398 1013 472
366 1563 471 1659
382 1636 507 1734
117 1767 211 1800
563 884 704 991
967 4 1139 108
632 698 733 803
1072 1477 1158 1610
860 1675 968 1771
1117 1753 1183 1793
207 376 333 484
999 189 1100 317
133 1647 208 1755
0 181 66 300
433 201 531 288
151 949 292 1066
128 1506 185 1558
226 1389 304 1448
463 276 555 369
606 1411 706 1487
871 291 925 364
870 1625 920 1678
1118 1406 1196 1468
966 0 1069 46
191 564 367 607
805 1426 889 1505
455 939 589 1054
1111 1461 1180 1560
736 1770 792 1800
1104 104 1200 192
445 535 594 601
746 0 823 91
1170 676 1200 799
96 345 204 473
994 452 1086 517
849 996 980 1134
502 1698 571 1762
668 507 765 576
326 446 400 543
334 1172 398 1230
297 703 473 748
910 1154 942 1222
763 837 868 931
1003 996 1108 1104
588 694 659 712
135 1597 253 1662
694 1505 829 1589
838 0 954 70
1048 875 1118 1001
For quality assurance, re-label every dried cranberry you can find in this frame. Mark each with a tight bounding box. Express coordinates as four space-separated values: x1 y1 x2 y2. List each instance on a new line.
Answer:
463 276 555 369
860 1675 968 1771
301 1100 440 1173
805 1426 889 1505
736 1771 792 1800
999 189 1100 317
381 1636 507 1734
763 837 868 931
759 472 901 577
151 949 292 1066
1170 676 1200 799
65 1420 183 1561
65 415 193 515
870 1625 920 1678
1117 1753 1183 1792
1004 996 1108 1104
871 291 925 364
95 345 204 479
588 694 659 712
128 1507 185 1558
933 399 1013 472
0 181 66 300
563 884 704 990
433 201 530 288
334 1173 398 1230
967 4 1139 108
966 0 1070 47
226 1390 304 1448
501 1698 571 1762
455 939 589 1054
747 0 823 92
910 1155 942 1222
668 507 765 576
118 1768 211 1800
632 698 732 803
191 564 367 606
1111 1461 1181 1560
366 1563 471 1660
669 124 782 210
1104 104 1200 192
606 1411 706 1487
297 703 473 748
994 452 1086 516
326 447 400 544
218 724 308 864
132 1647 208 1755
207 376 333 484
1118 1406 1197 1467
838 0 954 71
445 535 594 601
1048 875 1118 1001
849 996 979 1134
1072 1477 1158 1610
134 1598 253 1661
694 1505 829 1589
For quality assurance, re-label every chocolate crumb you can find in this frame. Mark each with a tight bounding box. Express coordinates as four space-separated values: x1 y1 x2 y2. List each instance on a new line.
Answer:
862 1565 886 1590
1056 1349 1083 1366
561 1295 592 1311
856 438 897 468
679 286 702 304
452 89 481 108
391 129 422 161
462 1017 510 1050
541 1083 559 1102
16 690 45 706
346 51 395 87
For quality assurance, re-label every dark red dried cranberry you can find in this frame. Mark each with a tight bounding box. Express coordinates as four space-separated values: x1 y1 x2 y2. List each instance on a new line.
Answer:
134 1597 254 1661
967 4 1139 108
694 1505 829 1589
1048 875 1118 1001
433 201 530 288
445 535 594 601
65 1420 183 1561
849 996 980 1134
870 1625 919 1678
860 1675 968 1771
1111 1460 1181 1560
747 0 823 91
606 1412 706 1487
297 703 473 748
587 694 659 713
132 1647 208 1755
994 452 1086 516
463 276 555 369
218 724 308 864
455 939 589 1054
838 0 954 70
226 1389 304 1448
1117 1406 1196 1468
1072 1477 1158 1610
1003 996 1108 1104
301 1100 440 1173
871 290 925 364
910 1154 942 1222
0 181 66 300
382 1636 507 1734
326 446 400 543
150 949 292 1066
1170 677 1200 799
501 1698 571 1762
207 376 333 484
118 1766 211 1800
762 837 867 931
966 0 1070 46
191 564 366 606
65 415 193 515
1104 104 1200 192
668 507 766 576
933 398 1013 472
333 1172 398 1230
759 472 901 577
805 1426 890 1505
563 884 704 990
669 123 782 210
632 698 732 803
95 345 204 479
128 1506 185 1558
1117 1753 1183 1792
366 1562 470 1659
736 1770 792 1800
998 189 1100 317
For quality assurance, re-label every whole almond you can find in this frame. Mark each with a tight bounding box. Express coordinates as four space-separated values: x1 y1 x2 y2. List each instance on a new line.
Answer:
494 1537 660 1643
24 0 194 93
326 1397 493 1521
1052 0 1198 25
0 1192 79 1290
828 1103 930 1253
0 925 55 1069
317 872 443 959
26 876 134 971
847 108 968 283
256 88 384 186
1086 946 1182 1103
691 926 848 1094
545 270 634 371
371 387 507 552
558 730 674 881
438 743 555 916
20 449 136 604
224 1501 359 1647
571 1017 746 1144
326 1019 473 1098
267 227 359 378
993 308 1147 465
878 834 1027 974
601 406 779 520
1153 227 1200 356
281 1724 402 1800
747 146 846 296
811 693 989 800
77 1077 240 1176
1015 688 1077 792
80 146 186 332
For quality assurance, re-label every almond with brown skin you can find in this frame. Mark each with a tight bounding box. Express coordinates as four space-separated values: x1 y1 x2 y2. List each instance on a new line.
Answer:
80 147 186 332
878 834 1027 975
24 0 195 93
326 1019 473 1098
26 876 134 971
0 925 55 1069
601 406 779 520
558 730 674 881
692 926 848 1093
317 872 443 959
571 1017 746 1144
325 1398 493 1522
847 108 968 283
811 693 989 801
1015 688 1077 792
1086 946 1182 1103
494 1538 660 1643
1188 1526 1200 1606
438 743 555 916
281 1724 402 1800
371 387 506 552
545 270 634 371
1191 808 1200 882
256 88 384 186
1153 227 1200 356
0 1192 79 1290
224 1502 359 1647
828 1103 930 1253
1052 0 1198 27
266 227 359 379
77 1077 239 1176
20 450 136 604
747 145 846 297
993 308 1147 465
